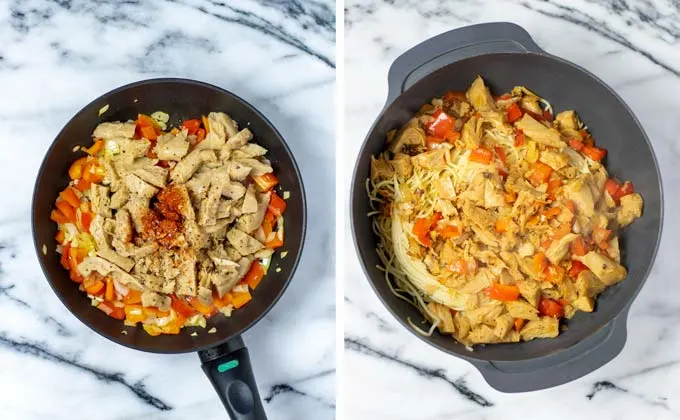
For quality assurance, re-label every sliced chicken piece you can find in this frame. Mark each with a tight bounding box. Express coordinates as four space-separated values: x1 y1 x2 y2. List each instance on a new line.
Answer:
224 128 253 151
139 274 175 294
516 279 541 307
209 112 239 139
96 248 134 272
545 233 578 264
211 268 241 298
122 173 158 199
466 76 496 112
132 165 168 188
555 110 582 138
453 312 471 340
483 176 505 209
216 200 234 219
182 219 208 249
460 115 482 149
494 313 514 339
506 300 539 321
232 143 267 158
617 193 643 227
141 291 171 312
109 186 129 210
227 229 264 255
89 184 111 217
515 114 565 148
540 149 569 171
241 186 258 214
576 251 627 286
154 131 190 161
77 256 142 289
174 254 197 296
370 155 393 182
436 174 456 200
89 215 109 250
520 317 559 341
102 159 120 192
125 197 150 234
427 302 455 334
198 176 226 226
224 161 252 181
572 295 595 312
412 149 446 170
222 182 247 200
235 158 272 176
236 191 270 233
391 153 413 178
185 169 212 202
114 209 133 243
195 131 226 150
93 122 135 139
170 149 214 184
563 178 594 217
387 126 426 154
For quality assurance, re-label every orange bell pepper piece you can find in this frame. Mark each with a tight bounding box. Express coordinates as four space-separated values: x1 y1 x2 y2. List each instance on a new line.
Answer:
495 218 510 233
202 115 210 133
84 140 104 156
55 230 66 244
425 109 455 138
268 192 287 217
81 161 105 184
196 128 206 143
79 211 94 233
568 260 589 278
483 283 520 301
59 187 81 208
60 244 70 269
123 289 143 305
437 224 461 238
532 252 548 274
50 209 70 224
506 103 523 123
253 173 280 193
83 277 105 295
105 278 115 301
68 157 89 180
243 262 265 290
73 178 91 192
514 318 526 332
231 290 252 309
265 235 284 249
528 162 553 187
539 297 564 318
181 119 201 135
583 146 607 161
136 114 161 140
514 130 526 147
170 295 197 317
469 147 493 164
55 200 77 223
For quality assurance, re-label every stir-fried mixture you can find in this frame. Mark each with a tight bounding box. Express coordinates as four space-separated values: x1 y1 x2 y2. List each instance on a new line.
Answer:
51 112 286 336
368 76 643 347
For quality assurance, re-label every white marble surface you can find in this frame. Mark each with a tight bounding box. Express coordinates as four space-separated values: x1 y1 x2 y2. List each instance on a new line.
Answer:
344 0 680 418
0 1 335 419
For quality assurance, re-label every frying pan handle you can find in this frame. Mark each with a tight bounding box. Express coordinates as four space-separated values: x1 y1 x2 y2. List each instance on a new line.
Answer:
200 336 268 420
471 307 630 392
386 22 544 106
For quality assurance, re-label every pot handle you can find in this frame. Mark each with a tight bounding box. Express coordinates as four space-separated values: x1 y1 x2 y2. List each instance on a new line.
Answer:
386 22 544 106
470 307 629 392
199 336 268 419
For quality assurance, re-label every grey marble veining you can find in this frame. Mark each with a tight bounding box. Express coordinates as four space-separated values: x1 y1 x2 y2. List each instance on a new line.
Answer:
0 1 335 419
343 0 680 419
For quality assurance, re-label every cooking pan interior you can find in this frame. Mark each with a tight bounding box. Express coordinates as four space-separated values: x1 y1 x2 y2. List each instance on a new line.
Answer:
33 79 305 353
353 53 662 361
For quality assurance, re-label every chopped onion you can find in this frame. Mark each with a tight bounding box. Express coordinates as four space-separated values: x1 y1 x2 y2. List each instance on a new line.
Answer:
113 278 129 296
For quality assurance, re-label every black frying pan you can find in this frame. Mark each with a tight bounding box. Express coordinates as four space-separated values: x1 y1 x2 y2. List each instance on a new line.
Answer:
351 23 663 392
32 78 306 418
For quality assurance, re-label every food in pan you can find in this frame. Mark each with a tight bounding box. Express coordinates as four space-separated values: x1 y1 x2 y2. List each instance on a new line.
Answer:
367 76 643 346
50 112 286 335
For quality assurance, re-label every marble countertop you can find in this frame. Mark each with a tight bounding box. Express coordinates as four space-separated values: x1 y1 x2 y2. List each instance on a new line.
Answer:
344 0 680 419
0 1 335 419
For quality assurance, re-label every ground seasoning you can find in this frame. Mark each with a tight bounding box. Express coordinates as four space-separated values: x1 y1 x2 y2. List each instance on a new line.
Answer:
141 186 188 248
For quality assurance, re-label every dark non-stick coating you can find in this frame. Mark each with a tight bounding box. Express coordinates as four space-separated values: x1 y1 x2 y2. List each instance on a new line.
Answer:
33 79 306 354
352 53 662 362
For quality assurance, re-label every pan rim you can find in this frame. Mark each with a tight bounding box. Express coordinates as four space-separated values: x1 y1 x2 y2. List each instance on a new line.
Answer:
350 51 664 362
32 77 307 354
